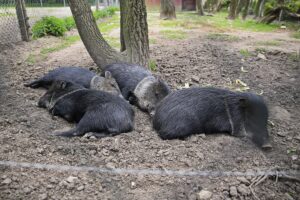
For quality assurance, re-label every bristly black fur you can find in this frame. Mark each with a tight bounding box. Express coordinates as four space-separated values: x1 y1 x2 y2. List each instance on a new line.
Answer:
39 80 134 137
153 87 270 148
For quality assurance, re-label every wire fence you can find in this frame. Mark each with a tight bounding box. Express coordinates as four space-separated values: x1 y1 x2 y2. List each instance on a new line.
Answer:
0 0 21 44
0 0 119 45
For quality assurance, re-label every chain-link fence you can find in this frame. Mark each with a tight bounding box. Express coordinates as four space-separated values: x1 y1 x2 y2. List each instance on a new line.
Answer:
0 0 119 45
0 0 22 44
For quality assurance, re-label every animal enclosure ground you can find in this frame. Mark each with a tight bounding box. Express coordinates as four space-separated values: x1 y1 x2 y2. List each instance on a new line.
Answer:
0 12 300 200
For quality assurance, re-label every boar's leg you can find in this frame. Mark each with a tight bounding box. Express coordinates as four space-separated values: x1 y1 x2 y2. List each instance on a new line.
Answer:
24 79 50 89
53 127 85 137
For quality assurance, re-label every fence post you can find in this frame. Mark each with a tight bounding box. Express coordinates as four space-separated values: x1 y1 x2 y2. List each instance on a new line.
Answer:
15 0 31 42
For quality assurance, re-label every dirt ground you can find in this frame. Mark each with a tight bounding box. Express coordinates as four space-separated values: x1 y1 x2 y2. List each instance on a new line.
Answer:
0 19 300 200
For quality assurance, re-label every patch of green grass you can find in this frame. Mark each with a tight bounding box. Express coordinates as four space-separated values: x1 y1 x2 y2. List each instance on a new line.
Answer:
40 35 80 54
149 38 157 44
291 32 300 39
159 20 182 28
255 47 267 53
176 12 280 32
149 59 157 71
25 54 37 64
240 49 251 57
98 15 119 34
160 29 186 40
206 33 240 41
255 40 281 46
105 36 120 49
93 6 119 20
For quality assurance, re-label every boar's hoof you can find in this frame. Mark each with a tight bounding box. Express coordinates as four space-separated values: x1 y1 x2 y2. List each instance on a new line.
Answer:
261 142 273 151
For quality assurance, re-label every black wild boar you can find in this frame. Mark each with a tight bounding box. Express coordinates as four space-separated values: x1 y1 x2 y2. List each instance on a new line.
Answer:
153 87 271 150
103 63 171 115
24 66 121 96
38 80 134 137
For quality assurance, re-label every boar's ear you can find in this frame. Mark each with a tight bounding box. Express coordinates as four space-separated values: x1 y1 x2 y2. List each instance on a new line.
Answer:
239 98 248 108
104 71 112 79
60 81 68 89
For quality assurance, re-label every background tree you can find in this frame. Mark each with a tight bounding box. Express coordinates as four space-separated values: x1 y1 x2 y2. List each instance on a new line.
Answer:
160 0 176 19
204 0 222 13
255 0 266 18
242 0 250 19
228 0 239 19
196 0 205 16
68 0 149 68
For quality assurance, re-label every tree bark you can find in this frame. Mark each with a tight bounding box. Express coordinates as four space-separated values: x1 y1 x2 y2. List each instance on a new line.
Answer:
258 0 266 17
68 0 149 69
120 0 126 52
254 0 262 17
69 0 123 68
196 0 205 16
160 0 176 20
228 0 239 19
236 0 244 16
242 0 250 20
119 0 149 66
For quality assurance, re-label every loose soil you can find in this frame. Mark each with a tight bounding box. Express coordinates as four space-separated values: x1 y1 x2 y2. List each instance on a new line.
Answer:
0 20 300 200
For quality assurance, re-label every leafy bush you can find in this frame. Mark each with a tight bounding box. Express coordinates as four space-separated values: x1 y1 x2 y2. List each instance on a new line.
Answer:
93 6 119 20
32 16 67 38
64 16 76 30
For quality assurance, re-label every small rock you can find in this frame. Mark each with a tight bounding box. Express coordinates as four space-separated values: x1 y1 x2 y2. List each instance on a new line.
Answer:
236 177 250 185
24 187 32 194
257 53 267 60
17 61 22 65
271 106 291 121
230 186 238 197
277 132 287 137
280 25 287 29
39 193 48 200
191 75 200 83
197 190 212 200
199 134 206 139
237 184 250 195
291 155 298 161
130 181 137 189
2 178 12 185
66 176 78 183
77 185 85 191
106 162 115 169
294 136 300 142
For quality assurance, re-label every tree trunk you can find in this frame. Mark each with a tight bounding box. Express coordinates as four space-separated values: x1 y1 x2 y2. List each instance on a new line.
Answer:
196 0 205 16
119 0 149 66
68 0 149 68
120 0 126 52
69 0 123 68
160 0 176 20
258 0 266 18
236 0 245 16
277 0 284 21
242 0 250 20
228 0 239 19
255 0 262 17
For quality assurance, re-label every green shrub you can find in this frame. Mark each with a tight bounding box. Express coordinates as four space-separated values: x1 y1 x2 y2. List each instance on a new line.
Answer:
64 16 76 30
93 6 119 20
32 16 67 38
